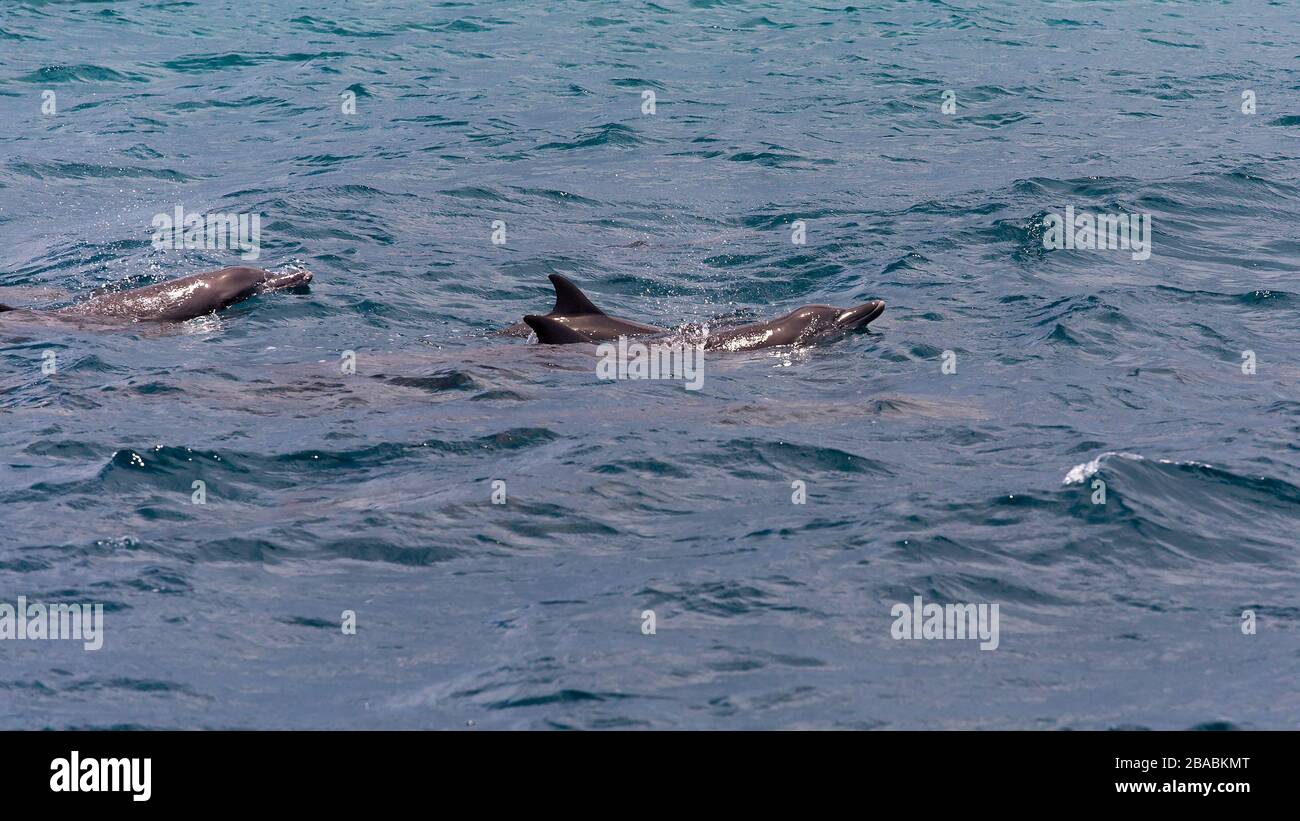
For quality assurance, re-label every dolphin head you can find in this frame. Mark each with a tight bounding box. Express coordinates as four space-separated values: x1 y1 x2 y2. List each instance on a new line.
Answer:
258 266 314 292
833 299 885 331
793 300 886 339
523 314 597 344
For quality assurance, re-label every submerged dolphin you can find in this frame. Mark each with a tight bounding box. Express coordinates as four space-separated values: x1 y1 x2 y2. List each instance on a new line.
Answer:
519 274 883 351
0 265 313 324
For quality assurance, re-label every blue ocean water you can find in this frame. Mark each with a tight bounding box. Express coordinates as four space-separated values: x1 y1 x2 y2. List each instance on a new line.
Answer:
1 0 1298 729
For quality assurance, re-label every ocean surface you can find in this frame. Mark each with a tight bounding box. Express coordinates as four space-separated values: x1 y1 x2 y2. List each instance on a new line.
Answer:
1 0 1298 729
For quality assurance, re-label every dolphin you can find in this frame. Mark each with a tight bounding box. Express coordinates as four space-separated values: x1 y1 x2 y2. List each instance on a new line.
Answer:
518 275 883 351
702 301 885 351
0 265 313 324
503 273 663 340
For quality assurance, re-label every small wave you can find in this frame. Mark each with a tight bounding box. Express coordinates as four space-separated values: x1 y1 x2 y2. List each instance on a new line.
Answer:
15 64 141 83
537 123 646 151
159 51 348 72
1062 451 1209 485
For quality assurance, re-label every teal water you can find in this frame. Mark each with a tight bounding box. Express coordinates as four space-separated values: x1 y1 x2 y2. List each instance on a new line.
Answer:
1 0 1298 729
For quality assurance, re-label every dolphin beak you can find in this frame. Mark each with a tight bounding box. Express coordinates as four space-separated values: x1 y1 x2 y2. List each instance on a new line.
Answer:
261 267 314 292
836 300 885 330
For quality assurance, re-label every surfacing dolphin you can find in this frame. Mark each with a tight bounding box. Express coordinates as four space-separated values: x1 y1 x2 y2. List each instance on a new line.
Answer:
0 265 313 324
499 274 662 340
701 300 886 351
517 274 884 351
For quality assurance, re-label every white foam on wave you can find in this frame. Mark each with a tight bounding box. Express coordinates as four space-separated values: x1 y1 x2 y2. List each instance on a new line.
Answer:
1062 451 1215 485
1062 451 1145 485
180 314 224 335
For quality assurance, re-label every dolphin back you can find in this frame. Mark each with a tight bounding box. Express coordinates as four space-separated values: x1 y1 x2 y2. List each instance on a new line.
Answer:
523 314 596 344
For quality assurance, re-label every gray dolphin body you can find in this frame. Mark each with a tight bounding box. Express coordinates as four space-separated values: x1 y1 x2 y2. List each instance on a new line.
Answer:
0 266 313 324
520 274 883 351
501 274 663 341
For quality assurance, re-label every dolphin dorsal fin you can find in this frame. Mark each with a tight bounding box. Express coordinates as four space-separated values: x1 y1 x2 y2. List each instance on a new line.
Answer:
549 274 605 316
524 314 594 344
